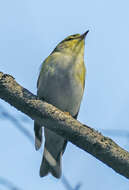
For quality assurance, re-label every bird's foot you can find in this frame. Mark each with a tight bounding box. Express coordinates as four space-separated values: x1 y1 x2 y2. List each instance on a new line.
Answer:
64 112 71 116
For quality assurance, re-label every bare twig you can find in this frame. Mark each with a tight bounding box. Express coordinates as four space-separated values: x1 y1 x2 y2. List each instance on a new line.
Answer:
0 104 82 190
0 104 34 143
0 177 22 190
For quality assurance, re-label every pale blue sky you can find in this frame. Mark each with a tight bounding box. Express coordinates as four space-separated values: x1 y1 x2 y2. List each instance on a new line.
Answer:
0 0 129 189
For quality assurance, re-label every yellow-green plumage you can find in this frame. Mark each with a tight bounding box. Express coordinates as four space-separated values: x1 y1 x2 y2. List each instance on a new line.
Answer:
34 31 89 178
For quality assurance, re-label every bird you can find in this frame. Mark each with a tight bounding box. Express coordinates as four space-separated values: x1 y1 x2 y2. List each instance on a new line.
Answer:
34 30 89 178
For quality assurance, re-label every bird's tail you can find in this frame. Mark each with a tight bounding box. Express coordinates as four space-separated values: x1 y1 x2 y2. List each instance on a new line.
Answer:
34 121 42 150
40 145 62 178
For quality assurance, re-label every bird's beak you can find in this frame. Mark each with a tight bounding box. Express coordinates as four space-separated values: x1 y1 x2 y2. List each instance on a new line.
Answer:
80 30 89 39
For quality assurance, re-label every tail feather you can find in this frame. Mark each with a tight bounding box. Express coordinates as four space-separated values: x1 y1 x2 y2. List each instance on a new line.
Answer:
40 157 49 177
40 147 62 178
39 128 67 178
34 121 42 150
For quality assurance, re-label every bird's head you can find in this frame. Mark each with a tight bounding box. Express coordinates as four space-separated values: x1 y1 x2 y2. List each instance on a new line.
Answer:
53 30 89 56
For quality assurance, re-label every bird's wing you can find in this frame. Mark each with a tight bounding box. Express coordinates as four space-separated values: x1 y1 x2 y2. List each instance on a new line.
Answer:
34 57 50 150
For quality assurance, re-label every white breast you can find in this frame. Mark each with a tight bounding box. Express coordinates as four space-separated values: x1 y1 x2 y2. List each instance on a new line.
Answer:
38 53 84 116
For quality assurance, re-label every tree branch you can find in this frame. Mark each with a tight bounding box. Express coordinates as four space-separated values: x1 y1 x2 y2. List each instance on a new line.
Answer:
0 71 129 179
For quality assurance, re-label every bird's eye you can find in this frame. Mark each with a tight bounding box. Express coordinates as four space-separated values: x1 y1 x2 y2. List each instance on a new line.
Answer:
67 37 73 41
72 34 78 37
61 34 80 43
65 35 78 41
64 37 73 41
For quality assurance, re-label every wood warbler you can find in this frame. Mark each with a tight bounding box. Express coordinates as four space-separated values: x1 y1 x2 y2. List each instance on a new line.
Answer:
34 31 89 178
